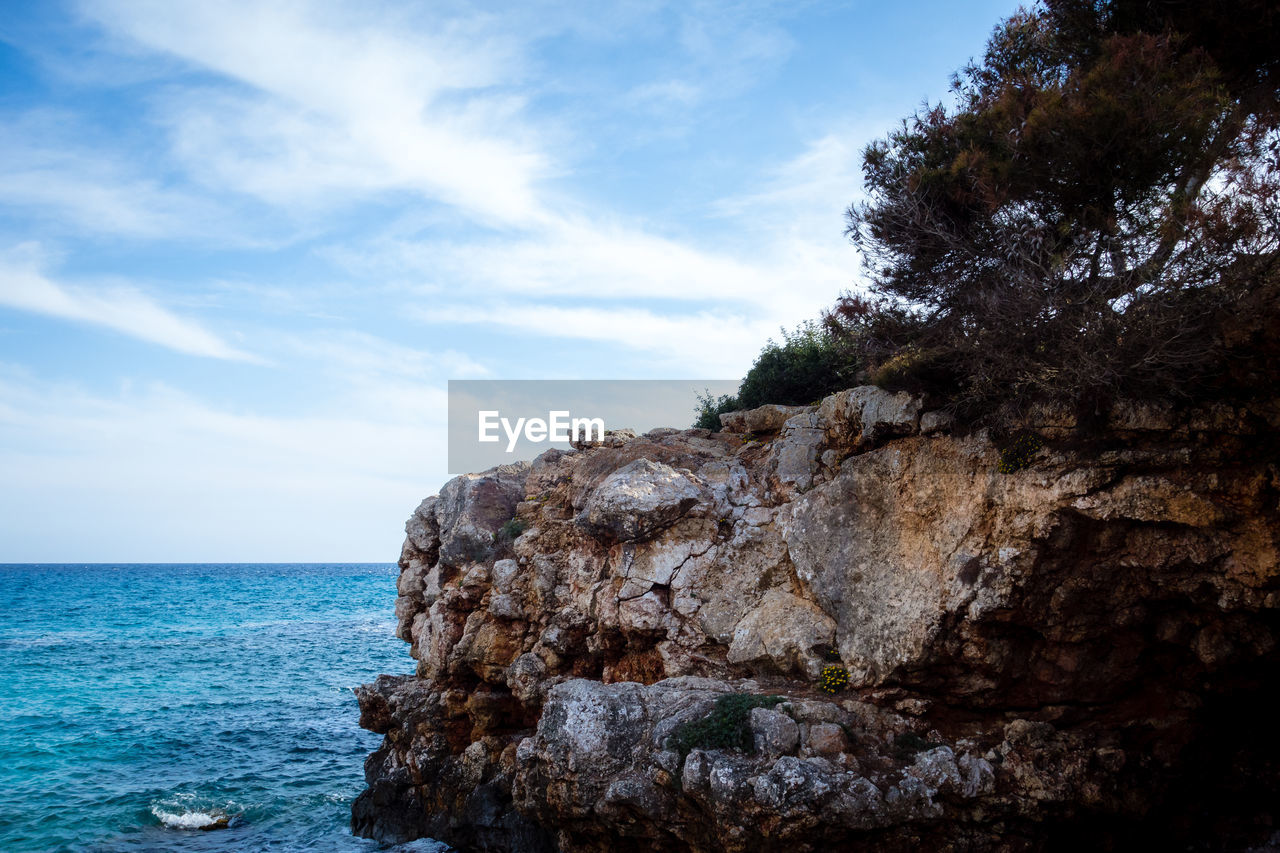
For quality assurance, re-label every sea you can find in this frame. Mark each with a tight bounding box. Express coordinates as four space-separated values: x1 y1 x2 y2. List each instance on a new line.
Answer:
0 563 449 852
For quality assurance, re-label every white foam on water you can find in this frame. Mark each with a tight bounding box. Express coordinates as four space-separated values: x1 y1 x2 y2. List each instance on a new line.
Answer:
389 840 454 852
149 792 240 831
150 804 228 830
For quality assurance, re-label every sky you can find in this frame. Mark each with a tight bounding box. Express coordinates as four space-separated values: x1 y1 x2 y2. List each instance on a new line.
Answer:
0 0 1021 562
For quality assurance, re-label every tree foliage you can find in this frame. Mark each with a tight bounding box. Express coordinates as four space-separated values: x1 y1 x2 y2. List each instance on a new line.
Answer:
834 0 1280 425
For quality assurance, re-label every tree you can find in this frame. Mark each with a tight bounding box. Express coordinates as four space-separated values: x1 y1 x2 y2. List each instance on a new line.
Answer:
834 0 1280 425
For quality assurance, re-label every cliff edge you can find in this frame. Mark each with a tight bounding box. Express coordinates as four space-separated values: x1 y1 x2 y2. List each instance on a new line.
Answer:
353 387 1280 851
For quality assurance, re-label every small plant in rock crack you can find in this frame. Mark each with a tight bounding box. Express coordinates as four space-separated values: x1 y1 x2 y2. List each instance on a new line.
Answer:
669 693 784 757
495 518 527 542
998 431 1043 473
818 664 850 694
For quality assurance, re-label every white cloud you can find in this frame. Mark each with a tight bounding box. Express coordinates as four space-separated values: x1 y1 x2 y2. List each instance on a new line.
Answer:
628 79 703 109
0 112 246 242
80 0 549 226
69 0 866 327
417 302 776 376
0 245 257 361
362 217 780 300
335 196 860 370
332 206 855 302
270 328 489 423
714 132 866 224
279 329 488 382
71 0 816 229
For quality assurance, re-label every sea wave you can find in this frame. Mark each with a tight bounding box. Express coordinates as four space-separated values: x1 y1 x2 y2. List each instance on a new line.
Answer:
149 794 239 831
389 840 454 852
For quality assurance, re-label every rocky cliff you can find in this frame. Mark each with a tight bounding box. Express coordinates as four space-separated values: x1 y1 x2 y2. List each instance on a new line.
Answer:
352 387 1280 851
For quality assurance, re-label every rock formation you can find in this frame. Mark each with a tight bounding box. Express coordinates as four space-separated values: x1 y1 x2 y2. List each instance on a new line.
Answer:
353 387 1280 851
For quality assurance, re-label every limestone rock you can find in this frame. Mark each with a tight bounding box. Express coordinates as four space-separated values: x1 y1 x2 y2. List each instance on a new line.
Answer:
435 463 530 568
727 589 836 677
750 707 799 756
575 458 704 542
807 723 846 756
818 386 922 446
357 385 1280 852
719 403 816 434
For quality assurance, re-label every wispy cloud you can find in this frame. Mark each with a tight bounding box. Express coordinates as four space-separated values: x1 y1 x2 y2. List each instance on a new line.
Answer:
0 245 257 361
339 216 782 300
68 0 865 349
713 131 868 226
80 0 549 226
10 1 874 383
0 112 241 242
418 302 773 375
270 328 489 422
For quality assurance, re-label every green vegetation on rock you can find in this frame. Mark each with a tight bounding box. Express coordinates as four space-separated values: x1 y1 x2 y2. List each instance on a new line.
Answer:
496 518 527 542
693 322 859 429
670 693 784 757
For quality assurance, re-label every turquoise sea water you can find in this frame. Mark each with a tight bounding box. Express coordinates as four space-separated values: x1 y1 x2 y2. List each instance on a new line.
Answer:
0 563 432 852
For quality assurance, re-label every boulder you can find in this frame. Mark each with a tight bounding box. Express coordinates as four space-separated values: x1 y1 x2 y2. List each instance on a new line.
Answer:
719 404 816 434
576 458 704 542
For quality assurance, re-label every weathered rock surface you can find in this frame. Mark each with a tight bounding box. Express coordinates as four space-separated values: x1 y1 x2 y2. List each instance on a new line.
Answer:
355 387 1280 851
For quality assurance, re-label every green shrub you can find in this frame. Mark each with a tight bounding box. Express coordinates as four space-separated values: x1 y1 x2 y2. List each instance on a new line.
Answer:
691 321 861 429
496 517 527 541
818 664 849 694
693 391 740 431
736 321 858 410
669 693 783 757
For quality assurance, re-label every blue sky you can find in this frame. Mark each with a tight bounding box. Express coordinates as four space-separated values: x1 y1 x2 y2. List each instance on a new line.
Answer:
0 0 1020 561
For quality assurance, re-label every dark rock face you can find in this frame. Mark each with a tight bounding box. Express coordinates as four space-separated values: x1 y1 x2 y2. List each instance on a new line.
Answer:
351 676 555 852
353 388 1280 851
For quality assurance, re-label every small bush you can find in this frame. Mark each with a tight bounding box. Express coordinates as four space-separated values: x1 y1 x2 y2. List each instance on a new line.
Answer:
670 693 783 757
496 518 527 541
818 664 849 694
693 391 740 431
691 321 862 429
998 432 1044 474
736 321 859 410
